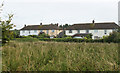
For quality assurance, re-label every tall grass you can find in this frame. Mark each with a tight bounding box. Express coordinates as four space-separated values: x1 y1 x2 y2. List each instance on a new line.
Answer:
2 41 119 71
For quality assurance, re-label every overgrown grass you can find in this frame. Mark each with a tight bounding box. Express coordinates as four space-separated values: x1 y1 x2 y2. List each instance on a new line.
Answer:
2 41 119 71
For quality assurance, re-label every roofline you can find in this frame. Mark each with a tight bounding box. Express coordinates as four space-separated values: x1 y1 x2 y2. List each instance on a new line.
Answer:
73 22 116 25
65 28 118 30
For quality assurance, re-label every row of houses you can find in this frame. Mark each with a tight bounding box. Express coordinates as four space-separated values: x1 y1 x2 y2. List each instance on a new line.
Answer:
20 21 120 39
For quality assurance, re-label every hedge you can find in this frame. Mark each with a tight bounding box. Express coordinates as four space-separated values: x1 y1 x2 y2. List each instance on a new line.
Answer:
13 37 120 43
38 38 106 43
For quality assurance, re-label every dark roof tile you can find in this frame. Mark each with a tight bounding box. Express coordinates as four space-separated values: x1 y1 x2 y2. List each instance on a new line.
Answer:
21 24 62 30
66 22 119 30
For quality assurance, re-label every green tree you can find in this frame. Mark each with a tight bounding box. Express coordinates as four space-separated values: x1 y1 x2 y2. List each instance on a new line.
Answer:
1 14 15 44
0 3 15 44
86 34 93 39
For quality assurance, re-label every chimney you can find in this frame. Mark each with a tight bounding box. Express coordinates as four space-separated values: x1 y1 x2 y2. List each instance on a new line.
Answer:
24 24 26 27
92 20 95 24
40 23 42 25
55 23 59 26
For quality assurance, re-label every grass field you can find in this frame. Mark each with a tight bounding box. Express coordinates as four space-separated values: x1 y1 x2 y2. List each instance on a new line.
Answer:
2 41 119 71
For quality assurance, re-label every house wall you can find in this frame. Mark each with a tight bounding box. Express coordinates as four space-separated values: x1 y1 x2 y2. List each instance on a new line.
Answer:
20 30 39 36
65 30 87 36
65 29 113 39
20 30 63 37
38 30 63 37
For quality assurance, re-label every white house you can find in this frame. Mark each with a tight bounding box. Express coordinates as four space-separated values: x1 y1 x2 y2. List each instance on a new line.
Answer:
65 21 119 39
20 23 63 37
118 1 120 25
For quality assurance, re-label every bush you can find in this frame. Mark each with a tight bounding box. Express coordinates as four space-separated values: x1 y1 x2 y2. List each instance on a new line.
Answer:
103 31 120 43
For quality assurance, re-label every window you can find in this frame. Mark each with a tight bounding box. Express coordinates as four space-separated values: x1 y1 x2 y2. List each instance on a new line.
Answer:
86 30 89 33
47 30 49 34
52 30 54 33
40 30 43 32
29 30 30 34
69 30 72 33
104 30 107 34
94 30 98 33
77 30 80 33
34 30 37 33
22 30 25 33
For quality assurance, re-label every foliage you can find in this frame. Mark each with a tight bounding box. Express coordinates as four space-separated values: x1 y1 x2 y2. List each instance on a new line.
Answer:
11 29 20 38
1 14 15 44
85 34 93 39
59 24 69 29
38 33 50 38
2 41 119 71
103 30 120 43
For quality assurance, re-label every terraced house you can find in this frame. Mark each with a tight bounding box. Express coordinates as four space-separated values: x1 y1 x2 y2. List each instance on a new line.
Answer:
20 23 63 37
65 21 119 39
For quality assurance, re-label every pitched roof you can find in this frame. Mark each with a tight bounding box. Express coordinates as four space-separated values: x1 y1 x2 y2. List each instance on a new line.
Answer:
20 24 62 30
66 22 120 30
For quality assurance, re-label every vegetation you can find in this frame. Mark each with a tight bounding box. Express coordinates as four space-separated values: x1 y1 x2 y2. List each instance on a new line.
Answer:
11 29 20 38
1 14 15 44
103 29 120 43
59 24 69 29
2 41 119 71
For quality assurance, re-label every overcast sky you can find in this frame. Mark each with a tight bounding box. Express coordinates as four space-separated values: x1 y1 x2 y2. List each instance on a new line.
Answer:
0 0 120 29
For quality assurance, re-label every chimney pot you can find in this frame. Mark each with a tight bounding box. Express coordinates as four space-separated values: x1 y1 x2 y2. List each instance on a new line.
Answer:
24 24 26 27
92 20 95 23
40 23 42 25
56 23 59 26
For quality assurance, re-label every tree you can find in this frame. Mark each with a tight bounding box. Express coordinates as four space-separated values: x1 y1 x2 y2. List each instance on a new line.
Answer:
1 14 15 44
86 34 93 39
103 30 120 43
0 2 15 44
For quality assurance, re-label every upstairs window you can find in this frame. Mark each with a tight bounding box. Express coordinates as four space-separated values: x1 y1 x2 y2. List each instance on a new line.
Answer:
34 30 37 33
69 30 72 33
86 30 89 33
47 30 49 34
40 30 43 32
104 30 107 34
22 30 25 33
29 30 30 34
77 30 80 33
52 30 54 33
94 30 98 33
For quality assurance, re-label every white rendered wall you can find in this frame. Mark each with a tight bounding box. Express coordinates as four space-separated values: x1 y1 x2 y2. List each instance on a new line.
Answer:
20 30 39 36
65 29 113 39
65 30 86 36
119 1 120 25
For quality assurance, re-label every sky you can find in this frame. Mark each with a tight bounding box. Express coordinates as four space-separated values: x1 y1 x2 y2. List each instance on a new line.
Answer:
0 0 120 29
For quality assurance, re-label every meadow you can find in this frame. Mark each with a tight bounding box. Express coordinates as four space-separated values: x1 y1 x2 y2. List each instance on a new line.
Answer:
2 40 119 71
